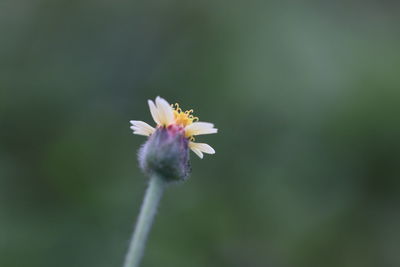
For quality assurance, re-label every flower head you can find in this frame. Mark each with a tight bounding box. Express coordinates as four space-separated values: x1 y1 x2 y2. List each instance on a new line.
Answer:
130 96 218 180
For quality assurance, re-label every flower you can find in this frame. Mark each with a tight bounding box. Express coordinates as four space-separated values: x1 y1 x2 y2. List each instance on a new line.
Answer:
130 96 217 159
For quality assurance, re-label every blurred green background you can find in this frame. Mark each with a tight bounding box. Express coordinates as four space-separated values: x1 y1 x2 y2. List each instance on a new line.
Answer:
1 1 400 267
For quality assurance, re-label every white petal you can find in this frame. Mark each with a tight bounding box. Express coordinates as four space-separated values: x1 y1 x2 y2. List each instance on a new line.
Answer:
148 100 161 125
130 120 155 135
185 122 218 137
134 131 149 136
189 142 216 154
132 129 151 136
130 126 151 135
190 147 204 159
155 96 174 126
130 127 151 136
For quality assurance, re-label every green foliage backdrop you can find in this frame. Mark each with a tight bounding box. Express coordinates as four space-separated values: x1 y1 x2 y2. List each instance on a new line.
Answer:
1 1 400 266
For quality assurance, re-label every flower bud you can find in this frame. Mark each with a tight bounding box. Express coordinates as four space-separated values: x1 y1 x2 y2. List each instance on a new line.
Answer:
138 126 191 182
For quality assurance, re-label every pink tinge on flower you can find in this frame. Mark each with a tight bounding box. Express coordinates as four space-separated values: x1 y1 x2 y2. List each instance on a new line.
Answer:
166 124 185 136
130 96 218 159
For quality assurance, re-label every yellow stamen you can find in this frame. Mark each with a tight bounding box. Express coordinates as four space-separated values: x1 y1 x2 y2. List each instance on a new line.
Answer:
171 103 199 127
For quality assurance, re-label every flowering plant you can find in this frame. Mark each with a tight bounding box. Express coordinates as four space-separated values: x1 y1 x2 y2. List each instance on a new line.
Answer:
123 97 218 267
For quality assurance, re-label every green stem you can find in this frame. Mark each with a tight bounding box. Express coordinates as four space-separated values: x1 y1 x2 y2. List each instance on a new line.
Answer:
123 175 166 267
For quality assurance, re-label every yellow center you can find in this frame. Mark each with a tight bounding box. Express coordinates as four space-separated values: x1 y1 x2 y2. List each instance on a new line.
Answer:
171 103 199 127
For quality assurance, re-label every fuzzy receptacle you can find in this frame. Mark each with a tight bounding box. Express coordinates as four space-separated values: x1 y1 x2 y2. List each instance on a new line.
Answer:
139 125 191 182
